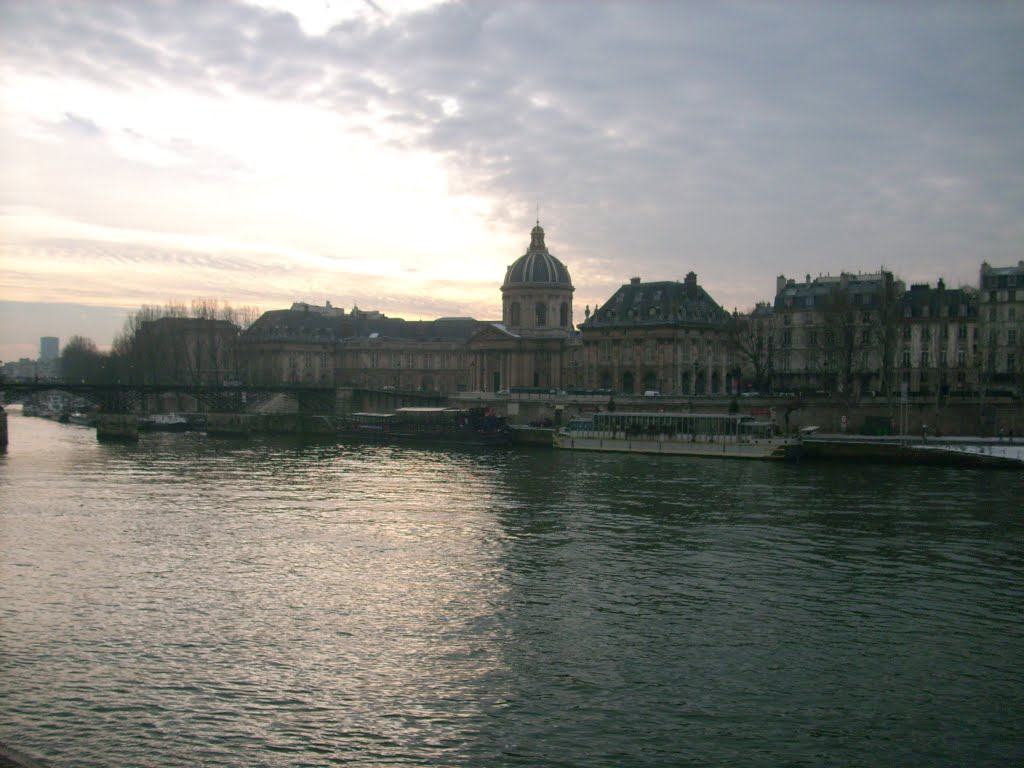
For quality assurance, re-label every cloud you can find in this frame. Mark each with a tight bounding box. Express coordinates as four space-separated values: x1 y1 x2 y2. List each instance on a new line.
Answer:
2 0 1023 330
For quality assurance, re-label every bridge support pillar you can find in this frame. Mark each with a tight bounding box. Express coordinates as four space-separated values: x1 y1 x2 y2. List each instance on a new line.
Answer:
0 407 8 450
206 413 255 436
96 414 139 442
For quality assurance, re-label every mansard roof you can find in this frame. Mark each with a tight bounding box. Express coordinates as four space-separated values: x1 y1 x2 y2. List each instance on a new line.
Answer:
242 307 481 344
582 273 729 329
774 271 898 310
980 260 1024 289
900 282 977 320
352 315 481 342
242 308 353 341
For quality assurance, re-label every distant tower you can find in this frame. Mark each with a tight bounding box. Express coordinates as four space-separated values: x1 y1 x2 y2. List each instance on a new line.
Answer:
40 337 59 361
500 222 574 338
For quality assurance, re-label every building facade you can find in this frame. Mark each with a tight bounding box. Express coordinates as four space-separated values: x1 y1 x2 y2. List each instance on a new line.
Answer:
466 222 576 392
897 281 979 396
39 337 59 361
772 271 903 397
576 272 734 395
131 317 239 385
231 223 1022 403
979 261 1024 392
238 303 351 386
336 313 480 393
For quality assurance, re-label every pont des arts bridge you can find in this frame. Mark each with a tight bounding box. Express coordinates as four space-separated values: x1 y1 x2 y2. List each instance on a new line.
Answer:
0 382 449 442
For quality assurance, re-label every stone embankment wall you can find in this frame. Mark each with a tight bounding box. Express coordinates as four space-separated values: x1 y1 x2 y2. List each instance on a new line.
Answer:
487 395 1023 438
778 399 1022 438
74 389 1022 440
205 413 336 436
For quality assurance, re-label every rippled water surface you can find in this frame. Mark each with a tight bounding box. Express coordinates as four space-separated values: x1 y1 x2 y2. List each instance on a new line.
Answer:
2 412 1022 766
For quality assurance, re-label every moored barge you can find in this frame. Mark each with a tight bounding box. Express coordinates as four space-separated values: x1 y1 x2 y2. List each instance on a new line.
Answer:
553 411 801 460
338 406 510 447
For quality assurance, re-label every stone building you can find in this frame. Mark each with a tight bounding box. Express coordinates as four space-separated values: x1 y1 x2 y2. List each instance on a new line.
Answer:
239 302 481 392
133 316 239 385
466 222 577 392
238 303 352 385
336 313 480 393
233 221 1019 403
979 261 1024 392
235 223 580 396
576 272 734 395
897 281 979 396
772 271 903 396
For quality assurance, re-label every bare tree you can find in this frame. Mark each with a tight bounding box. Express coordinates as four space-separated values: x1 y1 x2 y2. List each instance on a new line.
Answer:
727 303 777 392
112 299 247 386
875 275 903 399
815 290 861 399
61 336 111 383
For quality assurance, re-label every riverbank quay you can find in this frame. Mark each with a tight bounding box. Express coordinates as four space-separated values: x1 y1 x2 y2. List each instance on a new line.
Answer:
507 424 556 445
0 743 50 768
452 391 1023 439
801 433 1024 468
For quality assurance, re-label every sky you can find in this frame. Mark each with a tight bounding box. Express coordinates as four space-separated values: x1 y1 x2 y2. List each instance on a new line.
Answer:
1 0 1022 362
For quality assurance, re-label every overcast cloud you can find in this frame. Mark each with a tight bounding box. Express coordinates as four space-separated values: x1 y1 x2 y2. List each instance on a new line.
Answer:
1 0 1022 359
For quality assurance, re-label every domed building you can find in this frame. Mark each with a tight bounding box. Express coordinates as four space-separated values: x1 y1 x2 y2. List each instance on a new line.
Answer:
501 222 574 337
467 222 580 393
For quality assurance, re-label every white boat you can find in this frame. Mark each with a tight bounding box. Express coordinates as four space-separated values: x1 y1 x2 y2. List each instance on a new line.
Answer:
553 411 800 460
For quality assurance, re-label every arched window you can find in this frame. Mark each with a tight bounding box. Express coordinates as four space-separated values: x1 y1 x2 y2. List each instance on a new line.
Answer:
622 371 635 394
559 302 569 327
535 303 547 326
510 302 521 326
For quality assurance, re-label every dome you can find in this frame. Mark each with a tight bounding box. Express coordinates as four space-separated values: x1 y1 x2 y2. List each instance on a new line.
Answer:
502 224 573 290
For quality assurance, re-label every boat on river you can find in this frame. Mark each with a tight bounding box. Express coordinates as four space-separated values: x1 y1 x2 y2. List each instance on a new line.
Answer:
553 411 801 460
138 413 190 432
338 406 510 447
800 431 1024 468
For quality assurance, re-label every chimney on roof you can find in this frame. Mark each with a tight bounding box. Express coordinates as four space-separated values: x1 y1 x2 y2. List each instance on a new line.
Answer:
777 275 787 295
630 276 641 285
684 271 697 288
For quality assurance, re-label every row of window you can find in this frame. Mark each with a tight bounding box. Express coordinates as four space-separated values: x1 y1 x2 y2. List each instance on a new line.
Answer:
593 340 722 364
593 370 728 395
900 349 1020 371
343 352 461 369
508 302 570 327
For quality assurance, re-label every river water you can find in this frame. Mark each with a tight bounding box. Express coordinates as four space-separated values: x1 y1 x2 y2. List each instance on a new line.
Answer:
1 409 1022 767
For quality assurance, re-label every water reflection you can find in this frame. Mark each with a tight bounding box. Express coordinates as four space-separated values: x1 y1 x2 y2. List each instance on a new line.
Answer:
1 415 1022 767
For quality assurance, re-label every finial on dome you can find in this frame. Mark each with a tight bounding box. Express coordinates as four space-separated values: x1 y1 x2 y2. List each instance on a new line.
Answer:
529 219 546 251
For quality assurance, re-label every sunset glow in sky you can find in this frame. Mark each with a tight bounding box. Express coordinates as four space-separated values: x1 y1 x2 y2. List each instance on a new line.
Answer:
2 1 1022 360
